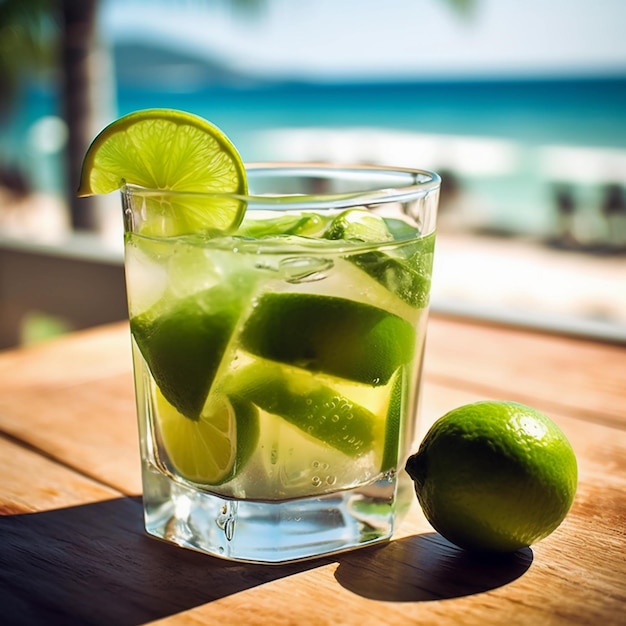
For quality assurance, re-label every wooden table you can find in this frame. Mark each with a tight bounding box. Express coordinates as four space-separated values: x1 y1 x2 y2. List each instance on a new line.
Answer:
1 315 624 625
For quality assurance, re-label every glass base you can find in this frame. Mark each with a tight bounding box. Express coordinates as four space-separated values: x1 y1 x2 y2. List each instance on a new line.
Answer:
140 463 404 564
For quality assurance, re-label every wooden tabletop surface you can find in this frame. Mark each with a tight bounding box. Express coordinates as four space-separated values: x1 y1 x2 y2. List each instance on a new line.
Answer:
0 315 624 625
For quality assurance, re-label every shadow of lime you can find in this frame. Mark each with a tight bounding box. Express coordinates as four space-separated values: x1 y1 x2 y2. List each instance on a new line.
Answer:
0 496 330 626
334 532 533 602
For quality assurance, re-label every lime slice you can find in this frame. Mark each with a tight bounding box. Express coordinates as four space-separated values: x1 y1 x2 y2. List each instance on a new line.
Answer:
232 361 377 456
240 293 415 386
155 387 259 485
131 285 248 419
77 108 247 236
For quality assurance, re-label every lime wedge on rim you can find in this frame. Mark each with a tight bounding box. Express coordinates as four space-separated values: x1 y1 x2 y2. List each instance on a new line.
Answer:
77 108 247 236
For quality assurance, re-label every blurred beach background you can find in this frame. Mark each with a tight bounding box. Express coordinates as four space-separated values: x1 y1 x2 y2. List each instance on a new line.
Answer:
1 0 625 347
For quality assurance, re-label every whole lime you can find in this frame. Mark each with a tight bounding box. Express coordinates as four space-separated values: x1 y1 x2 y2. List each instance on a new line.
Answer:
405 401 578 552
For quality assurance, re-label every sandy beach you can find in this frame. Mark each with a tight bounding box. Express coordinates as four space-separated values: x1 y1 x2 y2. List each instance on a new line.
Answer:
432 232 626 342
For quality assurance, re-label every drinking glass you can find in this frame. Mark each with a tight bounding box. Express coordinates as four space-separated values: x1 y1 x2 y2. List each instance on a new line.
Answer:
122 163 440 563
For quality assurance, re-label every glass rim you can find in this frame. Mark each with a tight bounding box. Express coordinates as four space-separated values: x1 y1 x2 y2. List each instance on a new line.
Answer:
121 162 441 209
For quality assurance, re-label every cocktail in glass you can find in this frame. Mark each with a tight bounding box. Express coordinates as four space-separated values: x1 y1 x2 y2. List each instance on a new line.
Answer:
123 164 440 563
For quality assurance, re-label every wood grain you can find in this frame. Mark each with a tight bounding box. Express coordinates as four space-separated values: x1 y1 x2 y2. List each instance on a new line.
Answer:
424 315 626 429
0 316 625 625
0 324 140 494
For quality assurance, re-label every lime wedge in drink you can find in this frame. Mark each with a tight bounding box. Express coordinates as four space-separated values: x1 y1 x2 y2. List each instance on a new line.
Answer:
347 232 435 309
380 368 405 473
77 108 247 236
240 293 415 386
131 285 248 419
324 209 434 309
232 361 378 456
324 208 393 242
237 212 329 239
155 387 259 485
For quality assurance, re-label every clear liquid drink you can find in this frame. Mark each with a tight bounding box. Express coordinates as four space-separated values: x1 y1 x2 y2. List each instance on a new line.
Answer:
123 164 439 563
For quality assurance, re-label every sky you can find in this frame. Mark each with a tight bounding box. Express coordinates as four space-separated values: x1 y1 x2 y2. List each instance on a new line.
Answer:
101 0 626 81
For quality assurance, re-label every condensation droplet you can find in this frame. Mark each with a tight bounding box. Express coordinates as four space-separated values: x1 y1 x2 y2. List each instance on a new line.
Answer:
216 503 237 542
224 518 235 541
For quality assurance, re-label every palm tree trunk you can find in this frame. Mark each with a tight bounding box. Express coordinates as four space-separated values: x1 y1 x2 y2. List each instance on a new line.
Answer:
61 0 99 231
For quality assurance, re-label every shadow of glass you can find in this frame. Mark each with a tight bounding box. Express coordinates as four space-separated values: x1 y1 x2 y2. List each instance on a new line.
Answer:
334 532 533 602
0 496 330 625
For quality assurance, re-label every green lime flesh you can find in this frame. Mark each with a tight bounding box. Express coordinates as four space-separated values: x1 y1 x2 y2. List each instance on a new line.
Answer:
131 285 248 419
230 361 379 457
240 292 415 386
347 232 435 309
155 388 259 485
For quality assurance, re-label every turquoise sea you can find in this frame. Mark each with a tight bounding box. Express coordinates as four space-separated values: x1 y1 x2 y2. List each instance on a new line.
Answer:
117 78 626 149
4 76 626 236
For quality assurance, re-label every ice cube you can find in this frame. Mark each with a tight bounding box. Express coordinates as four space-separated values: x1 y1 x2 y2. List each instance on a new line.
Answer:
125 242 168 315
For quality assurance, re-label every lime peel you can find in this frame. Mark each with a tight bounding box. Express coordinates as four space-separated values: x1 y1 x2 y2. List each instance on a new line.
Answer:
240 292 416 386
230 361 378 457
